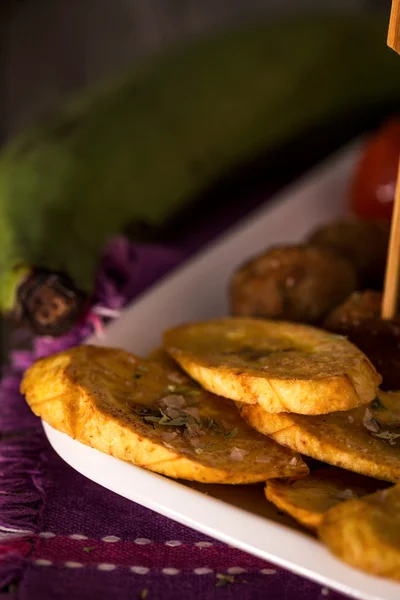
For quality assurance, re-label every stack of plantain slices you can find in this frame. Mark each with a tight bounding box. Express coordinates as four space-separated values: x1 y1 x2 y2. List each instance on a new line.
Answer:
20 314 400 581
21 344 308 485
163 317 400 581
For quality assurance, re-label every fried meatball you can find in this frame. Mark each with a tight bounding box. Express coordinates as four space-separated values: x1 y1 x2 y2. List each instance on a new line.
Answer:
230 245 358 324
308 218 390 289
324 290 400 391
324 290 382 326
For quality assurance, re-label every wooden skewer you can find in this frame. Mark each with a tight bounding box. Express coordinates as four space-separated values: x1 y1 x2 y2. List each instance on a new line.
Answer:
382 157 400 318
388 0 400 54
382 1 400 318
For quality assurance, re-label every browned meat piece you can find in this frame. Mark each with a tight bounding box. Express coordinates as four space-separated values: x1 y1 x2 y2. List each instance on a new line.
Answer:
308 218 390 289
229 245 357 325
324 290 400 391
324 290 382 325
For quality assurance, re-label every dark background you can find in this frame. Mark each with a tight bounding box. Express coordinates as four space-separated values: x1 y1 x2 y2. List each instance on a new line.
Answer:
0 0 388 144
0 0 393 364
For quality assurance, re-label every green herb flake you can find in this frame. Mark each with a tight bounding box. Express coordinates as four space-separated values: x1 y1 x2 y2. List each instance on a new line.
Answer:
215 574 235 587
143 415 162 424
371 397 388 410
83 546 95 553
167 416 189 427
166 384 188 394
137 365 149 372
225 428 238 439
188 389 201 396
327 333 348 340
140 589 149 600
206 418 219 432
143 411 190 428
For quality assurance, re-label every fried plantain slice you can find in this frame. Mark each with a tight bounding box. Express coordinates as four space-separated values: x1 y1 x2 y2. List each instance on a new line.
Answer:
21 345 308 484
240 391 400 482
265 467 387 531
164 318 380 415
147 346 179 369
319 484 400 581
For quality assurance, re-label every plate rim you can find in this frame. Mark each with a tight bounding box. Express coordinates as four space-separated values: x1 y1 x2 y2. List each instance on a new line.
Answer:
43 421 399 600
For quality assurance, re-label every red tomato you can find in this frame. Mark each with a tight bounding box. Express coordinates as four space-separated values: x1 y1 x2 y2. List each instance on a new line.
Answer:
350 118 400 220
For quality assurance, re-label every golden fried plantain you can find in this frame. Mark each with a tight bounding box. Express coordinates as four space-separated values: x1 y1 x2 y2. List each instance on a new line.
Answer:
164 318 380 415
240 391 400 482
21 345 308 484
319 485 400 581
147 346 179 369
230 245 357 324
265 467 387 531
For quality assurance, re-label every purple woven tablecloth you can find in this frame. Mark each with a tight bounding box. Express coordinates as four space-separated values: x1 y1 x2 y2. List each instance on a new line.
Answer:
0 226 352 600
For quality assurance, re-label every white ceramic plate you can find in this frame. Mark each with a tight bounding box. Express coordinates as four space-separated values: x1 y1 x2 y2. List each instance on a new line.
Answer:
43 141 400 600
